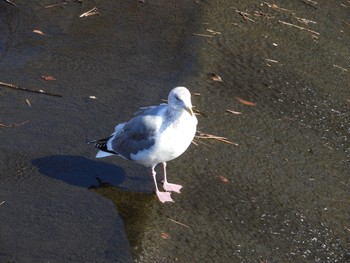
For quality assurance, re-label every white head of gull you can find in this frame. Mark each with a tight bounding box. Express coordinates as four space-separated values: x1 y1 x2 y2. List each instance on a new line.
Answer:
89 87 198 203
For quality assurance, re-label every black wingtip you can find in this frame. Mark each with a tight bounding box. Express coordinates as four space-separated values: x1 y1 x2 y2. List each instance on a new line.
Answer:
87 140 97 145
87 139 103 148
88 136 115 154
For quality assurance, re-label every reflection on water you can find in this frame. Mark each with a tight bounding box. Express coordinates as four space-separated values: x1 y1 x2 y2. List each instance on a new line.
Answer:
91 186 155 257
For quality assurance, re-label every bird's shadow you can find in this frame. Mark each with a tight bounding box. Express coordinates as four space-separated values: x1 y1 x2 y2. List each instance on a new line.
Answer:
32 155 157 255
32 155 134 189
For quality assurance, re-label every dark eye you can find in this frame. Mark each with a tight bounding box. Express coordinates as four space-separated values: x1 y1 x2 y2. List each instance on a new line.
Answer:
175 96 180 101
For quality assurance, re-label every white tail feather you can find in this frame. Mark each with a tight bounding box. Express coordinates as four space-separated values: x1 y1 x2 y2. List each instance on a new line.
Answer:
96 150 114 158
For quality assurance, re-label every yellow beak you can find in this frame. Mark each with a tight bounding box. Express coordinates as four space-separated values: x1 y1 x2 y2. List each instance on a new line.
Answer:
184 106 194 116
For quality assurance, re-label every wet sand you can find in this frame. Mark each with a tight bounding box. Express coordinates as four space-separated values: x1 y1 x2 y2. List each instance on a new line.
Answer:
1 0 350 262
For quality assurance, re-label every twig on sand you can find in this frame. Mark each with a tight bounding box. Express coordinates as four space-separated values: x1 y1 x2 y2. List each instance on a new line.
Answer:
0 201 5 206
343 20 350 27
0 120 29 128
294 16 317 25
0 81 63 97
195 131 238 146
207 73 222 82
236 97 257 106
301 0 318 9
254 10 274 19
192 33 214 38
44 2 68 8
265 58 278 64
168 218 191 229
206 28 221 35
193 107 208 118
236 10 255 23
2 0 17 8
192 139 211 147
226 109 242 115
333 64 348 72
264 2 295 14
79 7 100 17
278 20 320 36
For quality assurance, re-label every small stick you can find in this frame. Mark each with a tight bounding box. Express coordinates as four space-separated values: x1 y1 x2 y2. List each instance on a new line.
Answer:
265 58 278 63
226 109 242 115
0 201 4 206
264 2 295 13
44 2 68 8
278 20 320 35
294 16 317 25
0 120 29 128
303 0 318 5
254 11 274 19
333 64 348 72
206 28 221 35
168 218 191 229
192 33 214 38
193 107 207 117
195 131 238 146
301 0 317 9
192 138 214 147
25 99 32 107
342 20 350 27
236 10 255 23
3 0 17 8
79 7 100 17
0 81 63 97
191 140 199 146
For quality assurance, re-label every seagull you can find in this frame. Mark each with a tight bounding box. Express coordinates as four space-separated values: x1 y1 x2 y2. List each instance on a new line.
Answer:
89 87 198 203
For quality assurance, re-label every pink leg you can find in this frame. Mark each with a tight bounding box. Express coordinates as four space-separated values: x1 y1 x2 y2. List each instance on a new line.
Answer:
162 162 183 193
151 165 174 203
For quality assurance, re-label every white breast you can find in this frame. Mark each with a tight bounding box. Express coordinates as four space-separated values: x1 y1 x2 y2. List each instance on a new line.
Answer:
131 113 197 167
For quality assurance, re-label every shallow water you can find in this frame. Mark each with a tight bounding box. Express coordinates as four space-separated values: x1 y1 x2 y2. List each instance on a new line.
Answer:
1 0 350 262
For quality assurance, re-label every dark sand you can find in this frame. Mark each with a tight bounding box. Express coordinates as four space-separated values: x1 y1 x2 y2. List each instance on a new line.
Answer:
1 0 350 262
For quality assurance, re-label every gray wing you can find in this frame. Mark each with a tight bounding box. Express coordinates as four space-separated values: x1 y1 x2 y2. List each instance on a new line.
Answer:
109 105 166 159
134 103 167 116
